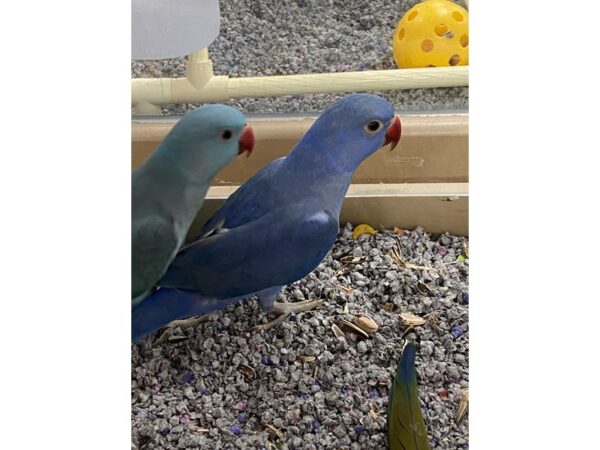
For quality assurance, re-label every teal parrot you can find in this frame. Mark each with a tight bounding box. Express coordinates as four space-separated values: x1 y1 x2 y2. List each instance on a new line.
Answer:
132 104 254 307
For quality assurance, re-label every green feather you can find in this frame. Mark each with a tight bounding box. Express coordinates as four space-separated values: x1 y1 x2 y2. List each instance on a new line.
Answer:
387 342 431 450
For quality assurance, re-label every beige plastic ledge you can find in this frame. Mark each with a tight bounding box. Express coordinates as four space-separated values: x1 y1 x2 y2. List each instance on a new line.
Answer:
132 66 468 114
132 113 468 184
133 113 469 235
189 183 469 237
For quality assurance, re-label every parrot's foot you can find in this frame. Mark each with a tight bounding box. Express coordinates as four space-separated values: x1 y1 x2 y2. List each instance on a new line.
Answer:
154 314 214 344
254 300 323 332
167 314 213 329
272 299 323 314
254 313 289 332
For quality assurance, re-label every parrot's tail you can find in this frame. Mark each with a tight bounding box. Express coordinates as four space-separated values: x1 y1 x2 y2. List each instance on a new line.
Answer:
131 288 243 342
387 341 431 450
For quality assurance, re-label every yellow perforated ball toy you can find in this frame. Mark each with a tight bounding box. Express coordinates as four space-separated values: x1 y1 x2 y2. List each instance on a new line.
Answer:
393 0 469 69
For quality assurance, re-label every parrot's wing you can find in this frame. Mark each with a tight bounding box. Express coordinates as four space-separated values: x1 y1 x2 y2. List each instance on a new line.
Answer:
160 206 339 298
132 215 180 306
387 342 431 450
194 157 286 240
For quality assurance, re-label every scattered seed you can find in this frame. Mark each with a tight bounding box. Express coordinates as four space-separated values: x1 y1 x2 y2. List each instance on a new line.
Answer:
237 363 256 381
331 323 347 343
353 314 379 334
400 312 427 326
338 319 370 339
455 389 469 425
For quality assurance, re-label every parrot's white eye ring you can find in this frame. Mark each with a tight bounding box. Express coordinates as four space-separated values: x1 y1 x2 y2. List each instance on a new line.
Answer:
364 120 383 134
222 130 233 140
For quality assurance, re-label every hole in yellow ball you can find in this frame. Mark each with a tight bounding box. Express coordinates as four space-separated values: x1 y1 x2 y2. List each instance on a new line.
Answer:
434 24 448 36
449 54 461 66
398 28 405 40
460 34 468 47
427 65 436 68
453 11 464 22
407 10 418 21
421 39 434 53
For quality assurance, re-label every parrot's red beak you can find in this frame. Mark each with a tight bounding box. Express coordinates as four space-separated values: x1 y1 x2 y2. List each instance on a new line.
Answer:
238 126 255 157
384 116 402 151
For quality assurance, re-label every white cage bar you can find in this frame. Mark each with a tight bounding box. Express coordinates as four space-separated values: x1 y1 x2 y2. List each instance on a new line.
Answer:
132 49 469 114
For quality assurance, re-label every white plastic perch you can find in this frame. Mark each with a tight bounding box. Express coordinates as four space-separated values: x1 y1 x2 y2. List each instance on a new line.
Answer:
132 49 469 114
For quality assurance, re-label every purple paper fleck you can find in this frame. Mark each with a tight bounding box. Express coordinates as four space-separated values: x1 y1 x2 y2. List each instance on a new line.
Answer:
181 371 193 384
234 400 246 411
354 424 365 433
451 326 464 338
230 424 242 436
311 419 320 433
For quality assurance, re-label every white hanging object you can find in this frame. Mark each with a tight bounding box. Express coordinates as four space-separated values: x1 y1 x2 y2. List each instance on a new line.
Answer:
132 0 220 60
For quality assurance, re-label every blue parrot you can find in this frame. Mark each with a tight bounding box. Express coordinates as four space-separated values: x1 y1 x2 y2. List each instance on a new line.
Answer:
132 94 401 341
132 104 254 307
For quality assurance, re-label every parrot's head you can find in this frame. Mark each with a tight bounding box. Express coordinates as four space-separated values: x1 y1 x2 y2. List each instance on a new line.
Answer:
160 104 254 181
299 94 401 173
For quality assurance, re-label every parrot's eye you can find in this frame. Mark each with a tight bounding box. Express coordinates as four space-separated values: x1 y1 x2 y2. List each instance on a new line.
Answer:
364 120 383 134
222 130 233 140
